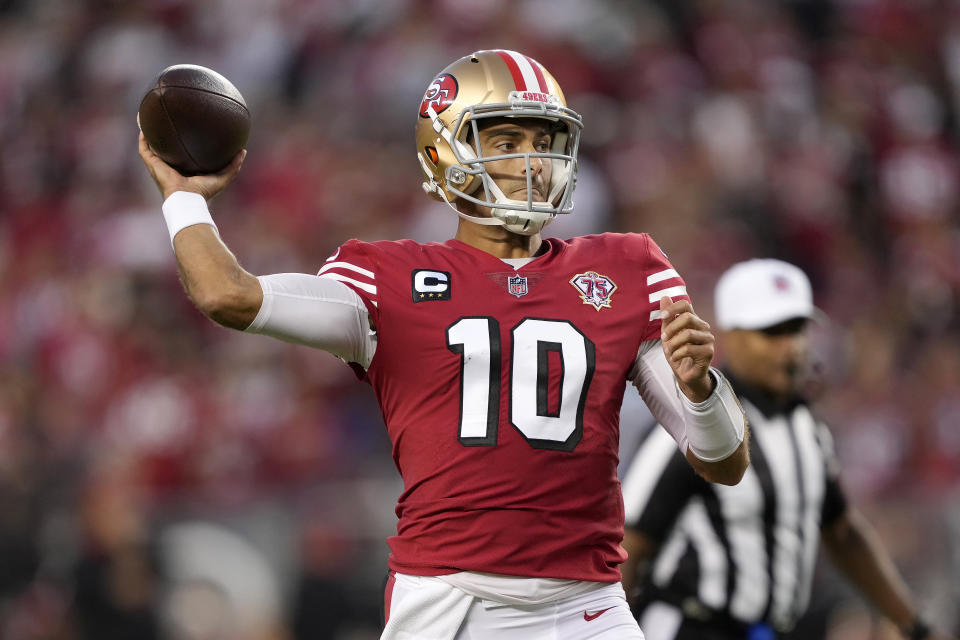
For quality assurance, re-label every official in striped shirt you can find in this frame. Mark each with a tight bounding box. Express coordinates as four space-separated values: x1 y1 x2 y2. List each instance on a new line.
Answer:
621 259 951 640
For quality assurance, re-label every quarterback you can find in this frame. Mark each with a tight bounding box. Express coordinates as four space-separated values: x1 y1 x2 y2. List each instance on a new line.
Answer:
138 50 749 639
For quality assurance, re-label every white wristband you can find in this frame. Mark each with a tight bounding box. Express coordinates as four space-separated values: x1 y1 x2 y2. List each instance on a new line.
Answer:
161 191 218 246
678 368 746 462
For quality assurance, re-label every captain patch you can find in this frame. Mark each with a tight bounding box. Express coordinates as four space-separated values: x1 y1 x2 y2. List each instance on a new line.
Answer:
412 269 451 302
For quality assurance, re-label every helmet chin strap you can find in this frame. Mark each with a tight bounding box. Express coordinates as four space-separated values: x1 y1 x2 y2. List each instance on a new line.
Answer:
440 196 546 234
437 176 555 235
484 179 554 235
433 187 504 227
437 191 553 235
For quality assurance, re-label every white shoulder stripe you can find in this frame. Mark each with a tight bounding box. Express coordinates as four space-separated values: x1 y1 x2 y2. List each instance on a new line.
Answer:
648 285 687 304
647 269 679 285
318 272 377 295
649 310 663 322
317 261 375 279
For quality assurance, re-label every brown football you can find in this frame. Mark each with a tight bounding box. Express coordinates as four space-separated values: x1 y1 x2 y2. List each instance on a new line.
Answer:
138 64 250 176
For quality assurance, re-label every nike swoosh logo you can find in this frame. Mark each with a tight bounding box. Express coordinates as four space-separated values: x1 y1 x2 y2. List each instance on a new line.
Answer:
583 607 614 621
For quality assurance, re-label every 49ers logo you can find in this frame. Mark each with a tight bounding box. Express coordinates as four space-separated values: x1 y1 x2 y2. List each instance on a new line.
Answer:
419 74 458 118
508 90 559 106
512 91 550 103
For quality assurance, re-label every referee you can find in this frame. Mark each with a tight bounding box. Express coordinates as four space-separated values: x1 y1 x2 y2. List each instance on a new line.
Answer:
621 259 953 640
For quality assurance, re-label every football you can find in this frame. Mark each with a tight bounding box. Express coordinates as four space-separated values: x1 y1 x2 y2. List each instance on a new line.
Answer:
138 64 250 176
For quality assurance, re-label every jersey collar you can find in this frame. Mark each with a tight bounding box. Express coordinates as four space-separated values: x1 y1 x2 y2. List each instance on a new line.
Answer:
444 237 558 269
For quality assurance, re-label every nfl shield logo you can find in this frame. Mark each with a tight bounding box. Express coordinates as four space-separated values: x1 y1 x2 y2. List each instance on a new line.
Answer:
508 274 529 298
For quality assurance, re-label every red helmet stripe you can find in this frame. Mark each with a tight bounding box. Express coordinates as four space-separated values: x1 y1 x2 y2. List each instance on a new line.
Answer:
495 50 527 90
525 55 548 92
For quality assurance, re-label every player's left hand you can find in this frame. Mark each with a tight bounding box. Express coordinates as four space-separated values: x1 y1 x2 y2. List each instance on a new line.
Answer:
660 296 715 403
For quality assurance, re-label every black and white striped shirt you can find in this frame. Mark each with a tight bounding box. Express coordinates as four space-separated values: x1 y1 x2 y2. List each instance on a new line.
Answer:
621 374 847 632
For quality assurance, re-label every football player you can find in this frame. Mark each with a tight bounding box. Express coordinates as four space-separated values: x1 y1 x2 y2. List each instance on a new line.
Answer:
138 49 749 640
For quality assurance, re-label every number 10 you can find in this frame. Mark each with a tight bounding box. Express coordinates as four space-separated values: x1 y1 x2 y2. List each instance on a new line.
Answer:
446 317 595 452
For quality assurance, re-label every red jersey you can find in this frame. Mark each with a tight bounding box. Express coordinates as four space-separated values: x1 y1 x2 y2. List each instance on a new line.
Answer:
319 233 689 582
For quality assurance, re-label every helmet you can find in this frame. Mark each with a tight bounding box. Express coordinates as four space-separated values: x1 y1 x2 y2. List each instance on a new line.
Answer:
416 50 583 235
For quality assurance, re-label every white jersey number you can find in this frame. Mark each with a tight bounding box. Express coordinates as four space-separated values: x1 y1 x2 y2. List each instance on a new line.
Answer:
446 317 595 451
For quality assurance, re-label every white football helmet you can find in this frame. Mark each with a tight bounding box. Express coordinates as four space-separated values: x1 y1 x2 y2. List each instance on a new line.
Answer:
416 49 583 235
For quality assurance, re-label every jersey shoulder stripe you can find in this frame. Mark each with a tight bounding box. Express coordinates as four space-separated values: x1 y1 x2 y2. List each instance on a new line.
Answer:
640 235 690 339
317 239 380 317
318 260 375 279
317 272 378 299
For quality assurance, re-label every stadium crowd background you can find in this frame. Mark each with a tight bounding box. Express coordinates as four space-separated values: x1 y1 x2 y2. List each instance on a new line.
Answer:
0 0 958 638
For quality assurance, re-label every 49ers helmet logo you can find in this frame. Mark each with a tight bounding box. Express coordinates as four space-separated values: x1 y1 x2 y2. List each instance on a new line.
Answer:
419 73 458 118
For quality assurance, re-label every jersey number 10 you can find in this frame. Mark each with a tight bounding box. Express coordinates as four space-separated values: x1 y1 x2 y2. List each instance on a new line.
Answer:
446 317 596 452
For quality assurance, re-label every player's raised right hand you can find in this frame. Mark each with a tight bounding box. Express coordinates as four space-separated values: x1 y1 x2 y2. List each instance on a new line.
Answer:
138 131 245 202
660 296 715 402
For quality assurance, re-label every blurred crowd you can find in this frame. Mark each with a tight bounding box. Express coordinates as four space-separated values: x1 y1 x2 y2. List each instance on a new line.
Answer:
0 0 958 638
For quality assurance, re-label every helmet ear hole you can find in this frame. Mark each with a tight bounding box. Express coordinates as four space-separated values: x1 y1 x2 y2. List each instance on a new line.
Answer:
425 147 439 165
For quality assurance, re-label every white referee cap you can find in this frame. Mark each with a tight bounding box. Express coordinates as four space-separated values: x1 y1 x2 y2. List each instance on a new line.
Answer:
714 259 815 330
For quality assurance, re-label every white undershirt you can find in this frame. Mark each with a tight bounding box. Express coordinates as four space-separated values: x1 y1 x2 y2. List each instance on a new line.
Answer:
501 257 537 269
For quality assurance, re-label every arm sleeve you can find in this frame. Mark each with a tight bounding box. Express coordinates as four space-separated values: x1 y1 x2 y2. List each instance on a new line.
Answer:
629 341 746 461
622 427 703 539
245 273 377 369
629 339 689 452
